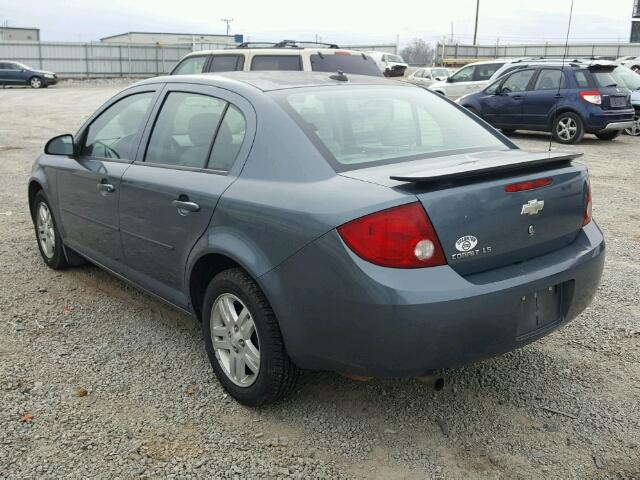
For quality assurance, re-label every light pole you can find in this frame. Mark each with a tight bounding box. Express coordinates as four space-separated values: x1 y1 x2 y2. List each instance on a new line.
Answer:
473 0 480 45
221 18 234 36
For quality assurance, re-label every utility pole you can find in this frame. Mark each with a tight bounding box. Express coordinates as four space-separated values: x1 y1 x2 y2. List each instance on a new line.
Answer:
220 18 233 36
473 0 480 45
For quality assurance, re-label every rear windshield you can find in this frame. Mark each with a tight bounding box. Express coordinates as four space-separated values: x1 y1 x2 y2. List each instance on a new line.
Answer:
310 53 381 76
277 86 509 171
591 65 640 90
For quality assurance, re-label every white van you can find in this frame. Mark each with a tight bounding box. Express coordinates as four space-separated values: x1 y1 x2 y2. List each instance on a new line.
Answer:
366 51 408 77
171 41 382 77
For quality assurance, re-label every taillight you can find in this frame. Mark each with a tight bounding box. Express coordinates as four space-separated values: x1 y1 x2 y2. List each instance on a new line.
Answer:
579 90 602 105
505 177 553 192
337 202 446 268
583 179 592 226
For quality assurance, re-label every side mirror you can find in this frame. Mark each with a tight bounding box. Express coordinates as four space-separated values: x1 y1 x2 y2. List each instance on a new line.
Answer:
434 76 444 81
45 134 74 156
446 76 453 83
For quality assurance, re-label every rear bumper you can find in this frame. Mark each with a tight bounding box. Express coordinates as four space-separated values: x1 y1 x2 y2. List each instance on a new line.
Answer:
599 120 634 131
260 222 605 377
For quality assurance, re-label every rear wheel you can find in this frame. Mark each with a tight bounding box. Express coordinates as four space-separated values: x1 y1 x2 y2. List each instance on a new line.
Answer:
595 130 621 141
29 76 43 89
625 114 640 136
202 268 299 406
32 191 68 269
552 112 584 144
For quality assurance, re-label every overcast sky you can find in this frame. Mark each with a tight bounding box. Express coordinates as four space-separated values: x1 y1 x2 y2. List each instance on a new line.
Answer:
0 0 635 46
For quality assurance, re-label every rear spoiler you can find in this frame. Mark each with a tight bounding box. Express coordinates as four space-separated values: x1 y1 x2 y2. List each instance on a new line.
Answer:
390 151 582 183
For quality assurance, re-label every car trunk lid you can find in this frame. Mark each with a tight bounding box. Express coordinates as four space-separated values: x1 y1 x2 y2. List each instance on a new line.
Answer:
339 149 589 276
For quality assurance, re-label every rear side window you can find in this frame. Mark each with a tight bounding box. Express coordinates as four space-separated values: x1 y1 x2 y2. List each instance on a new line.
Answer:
82 92 154 160
474 63 505 81
502 70 535 93
533 69 565 90
310 53 381 76
574 70 590 88
209 55 244 72
251 55 301 71
172 56 208 75
208 105 246 172
281 86 508 170
145 92 227 169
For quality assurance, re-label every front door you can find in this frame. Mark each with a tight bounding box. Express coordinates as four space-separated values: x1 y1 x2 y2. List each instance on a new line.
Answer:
118 84 253 308
56 88 159 271
445 65 477 99
489 69 536 126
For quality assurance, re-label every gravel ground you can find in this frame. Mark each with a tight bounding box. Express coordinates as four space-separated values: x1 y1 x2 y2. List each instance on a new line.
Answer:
0 83 638 479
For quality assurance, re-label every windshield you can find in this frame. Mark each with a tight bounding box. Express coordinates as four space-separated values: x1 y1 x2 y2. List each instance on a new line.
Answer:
592 66 640 90
278 86 509 171
310 54 382 76
385 54 405 63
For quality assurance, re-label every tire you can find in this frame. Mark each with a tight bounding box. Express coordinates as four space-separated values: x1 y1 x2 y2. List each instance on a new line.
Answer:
552 112 584 144
625 114 640 136
595 130 621 141
202 268 299 406
32 191 68 269
29 76 43 89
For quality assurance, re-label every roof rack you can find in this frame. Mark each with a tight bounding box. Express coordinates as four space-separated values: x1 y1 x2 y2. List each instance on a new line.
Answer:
234 40 340 50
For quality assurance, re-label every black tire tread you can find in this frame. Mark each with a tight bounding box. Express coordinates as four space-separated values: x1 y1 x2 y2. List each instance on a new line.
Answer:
204 268 299 405
33 191 69 270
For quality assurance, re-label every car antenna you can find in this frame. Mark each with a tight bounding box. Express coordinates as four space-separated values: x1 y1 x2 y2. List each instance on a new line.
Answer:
330 70 348 81
549 0 574 153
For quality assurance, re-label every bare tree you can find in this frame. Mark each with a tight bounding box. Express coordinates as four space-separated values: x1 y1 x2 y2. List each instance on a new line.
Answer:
400 38 435 66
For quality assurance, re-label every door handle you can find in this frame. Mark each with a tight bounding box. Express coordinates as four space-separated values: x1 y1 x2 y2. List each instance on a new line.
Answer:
513 95 522 100
554 94 563 99
98 182 115 194
172 199 200 213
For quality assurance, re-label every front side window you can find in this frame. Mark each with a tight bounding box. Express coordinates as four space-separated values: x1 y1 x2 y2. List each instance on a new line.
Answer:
450 65 475 83
280 86 508 170
172 56 208 75
145 92 228 168
474 63 505 81
250 55 301 71
209 55 244 72
501 69 535 93
533 69 565 90
81 92 154 160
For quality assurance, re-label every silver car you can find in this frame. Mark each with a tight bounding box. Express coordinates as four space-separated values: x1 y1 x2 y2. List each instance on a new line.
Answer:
406 67 451 87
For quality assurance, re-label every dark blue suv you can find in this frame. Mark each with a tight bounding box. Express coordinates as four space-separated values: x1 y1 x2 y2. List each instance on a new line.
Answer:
457 61 635 144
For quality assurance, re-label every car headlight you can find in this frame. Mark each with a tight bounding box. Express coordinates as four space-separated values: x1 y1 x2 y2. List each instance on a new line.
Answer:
44 74 55 78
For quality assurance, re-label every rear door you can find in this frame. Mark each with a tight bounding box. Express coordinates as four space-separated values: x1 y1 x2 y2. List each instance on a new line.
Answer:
521 68 568 127
56 86 160 271
118 84 255 307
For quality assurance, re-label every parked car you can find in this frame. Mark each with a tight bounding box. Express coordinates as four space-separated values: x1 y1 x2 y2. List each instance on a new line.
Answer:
366 51 408 77
0 60 58 88
457 61 635 144
171 40 382 77
617 56 640 73
405 67 450 87
429 58 589 100
29 71 604 405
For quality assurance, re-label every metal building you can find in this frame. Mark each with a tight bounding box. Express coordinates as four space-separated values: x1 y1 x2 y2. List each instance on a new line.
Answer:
0 26 40 42
100 31 243 46
632 0 640 42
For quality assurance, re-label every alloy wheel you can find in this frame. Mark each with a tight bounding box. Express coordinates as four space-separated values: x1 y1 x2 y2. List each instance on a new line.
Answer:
30 77 42 88
556 117 577 141
210 293 260 387
36 202 55 258
625 115 640 136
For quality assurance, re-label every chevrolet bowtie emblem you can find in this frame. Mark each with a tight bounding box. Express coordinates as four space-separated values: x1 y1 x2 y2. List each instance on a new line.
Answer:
521 199 545 216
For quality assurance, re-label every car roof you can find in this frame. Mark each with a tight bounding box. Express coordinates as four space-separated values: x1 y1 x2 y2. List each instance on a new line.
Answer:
135 71 410 93
185 48 367 57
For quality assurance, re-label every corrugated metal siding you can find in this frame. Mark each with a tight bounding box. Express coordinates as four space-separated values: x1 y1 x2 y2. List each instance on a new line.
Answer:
439 42 640 61
0 41 192 77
